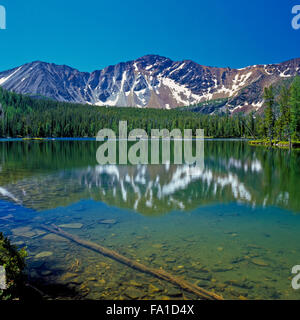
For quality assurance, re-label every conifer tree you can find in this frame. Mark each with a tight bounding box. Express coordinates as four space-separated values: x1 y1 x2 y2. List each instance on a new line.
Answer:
290 76 300 140
277 86 291 145
263 86 275 144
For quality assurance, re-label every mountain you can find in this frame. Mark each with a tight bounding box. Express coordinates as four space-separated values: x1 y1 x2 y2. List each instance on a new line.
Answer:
0 55 299 113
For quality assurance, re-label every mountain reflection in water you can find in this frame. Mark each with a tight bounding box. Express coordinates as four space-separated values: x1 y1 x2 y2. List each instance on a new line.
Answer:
0 139 299 215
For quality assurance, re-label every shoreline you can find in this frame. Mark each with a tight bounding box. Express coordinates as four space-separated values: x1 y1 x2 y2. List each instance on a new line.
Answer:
249 139 300 149
0 137 250 142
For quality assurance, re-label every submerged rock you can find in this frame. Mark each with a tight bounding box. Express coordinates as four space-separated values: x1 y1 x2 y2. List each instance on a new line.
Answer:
60 272 78 281
125 287 145 299
197 274 212 281
32 229 47 235
40 270 53 276
231 257 245 264
225 279 254 289
34 251 53 259
70 277 83 285
12 227 46 238
98 219 117 225
13 241 25 246
58 223 83 229
98 279 106 285
198 266 210 273
251 258 269 267
12 226 36 238
212 266 234 272
79 283 90 297
176 265 184 269
166 287 182 297
165 257 176 263
42 233 69 242
149 283 162 293
247 244 263 249
129 280 143 287
87 277 97 281
96 262 109 268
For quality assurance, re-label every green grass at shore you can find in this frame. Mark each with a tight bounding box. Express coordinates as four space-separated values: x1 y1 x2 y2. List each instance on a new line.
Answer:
249 139 300 149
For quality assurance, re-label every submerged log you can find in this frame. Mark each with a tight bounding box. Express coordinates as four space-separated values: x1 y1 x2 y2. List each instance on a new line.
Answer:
42 224 223 300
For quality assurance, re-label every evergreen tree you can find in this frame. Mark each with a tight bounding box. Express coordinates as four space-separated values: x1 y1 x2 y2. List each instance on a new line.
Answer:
277 86 291 145
289 76 300 140
263 86 275 143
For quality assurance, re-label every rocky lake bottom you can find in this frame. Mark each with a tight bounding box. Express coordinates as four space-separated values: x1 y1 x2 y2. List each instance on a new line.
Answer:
1 199 300 300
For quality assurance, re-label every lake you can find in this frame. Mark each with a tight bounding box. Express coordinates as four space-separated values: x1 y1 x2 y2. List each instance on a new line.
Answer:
0 139 299 300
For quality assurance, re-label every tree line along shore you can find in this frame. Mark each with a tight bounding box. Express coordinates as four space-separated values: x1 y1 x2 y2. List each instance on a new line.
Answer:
250 76 300 148
0 76 299 146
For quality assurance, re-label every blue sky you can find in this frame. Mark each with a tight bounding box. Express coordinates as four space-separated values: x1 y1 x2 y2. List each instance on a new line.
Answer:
0 0 299 71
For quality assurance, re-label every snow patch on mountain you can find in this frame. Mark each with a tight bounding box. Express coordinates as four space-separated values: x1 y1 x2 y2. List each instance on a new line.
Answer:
0 55 299 113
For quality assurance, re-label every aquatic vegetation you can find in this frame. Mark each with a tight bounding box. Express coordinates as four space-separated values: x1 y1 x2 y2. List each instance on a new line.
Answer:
0 232 27 300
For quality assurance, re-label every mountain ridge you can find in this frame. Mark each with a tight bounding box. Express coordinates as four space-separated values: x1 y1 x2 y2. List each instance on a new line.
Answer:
0 55 299 113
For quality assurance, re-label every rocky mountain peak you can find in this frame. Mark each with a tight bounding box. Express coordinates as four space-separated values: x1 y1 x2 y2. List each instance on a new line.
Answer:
0 55 299 113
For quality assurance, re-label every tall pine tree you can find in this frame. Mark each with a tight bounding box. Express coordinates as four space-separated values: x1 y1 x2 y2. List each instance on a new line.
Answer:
263 86 275 144
290 76 300 140
278 86 291 145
